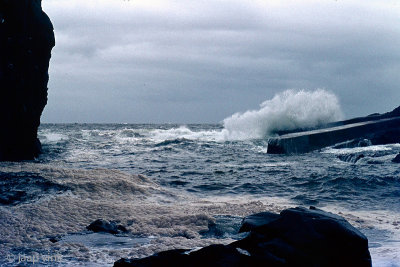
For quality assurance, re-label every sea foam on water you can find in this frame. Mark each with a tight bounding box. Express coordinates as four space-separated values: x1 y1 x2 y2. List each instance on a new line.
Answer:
1 114 399 266
59 89 342 145
222 89 343 140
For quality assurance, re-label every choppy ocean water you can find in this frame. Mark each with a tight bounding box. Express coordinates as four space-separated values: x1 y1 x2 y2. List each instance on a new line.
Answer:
0 123 399 266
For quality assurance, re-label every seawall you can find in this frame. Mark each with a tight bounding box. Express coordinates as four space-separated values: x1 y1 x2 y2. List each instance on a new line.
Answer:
267 116 400 154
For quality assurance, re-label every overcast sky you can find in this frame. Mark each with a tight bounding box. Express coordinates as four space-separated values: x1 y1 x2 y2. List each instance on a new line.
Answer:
41 0 400 123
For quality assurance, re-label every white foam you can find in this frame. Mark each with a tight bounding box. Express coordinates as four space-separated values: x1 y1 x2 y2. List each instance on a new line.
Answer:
40 90 343 146
125 126 215 144
145 126 225 143
322 145 394 155
372 248 400 267
114 90 343 143
1 164 398 266
222 89 343 140
40 132 67 143
0 164 294 265
321 205 400 267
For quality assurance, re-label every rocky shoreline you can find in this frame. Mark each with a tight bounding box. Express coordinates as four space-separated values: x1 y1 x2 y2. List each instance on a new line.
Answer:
114 207 372 267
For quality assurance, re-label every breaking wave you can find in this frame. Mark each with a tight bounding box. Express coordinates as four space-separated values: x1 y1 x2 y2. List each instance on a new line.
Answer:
43 90 343 145
222 89 343 140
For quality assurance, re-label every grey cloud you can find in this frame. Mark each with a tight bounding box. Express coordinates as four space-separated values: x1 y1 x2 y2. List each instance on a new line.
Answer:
42 0 400 123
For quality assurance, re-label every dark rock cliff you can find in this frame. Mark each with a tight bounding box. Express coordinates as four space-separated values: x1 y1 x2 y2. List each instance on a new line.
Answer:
0 0 55 161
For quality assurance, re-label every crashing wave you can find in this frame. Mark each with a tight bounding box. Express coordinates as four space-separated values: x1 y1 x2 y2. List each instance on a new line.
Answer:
222 89 343 140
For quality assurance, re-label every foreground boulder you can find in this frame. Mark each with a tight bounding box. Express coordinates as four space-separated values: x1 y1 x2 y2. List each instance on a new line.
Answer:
87 219 128 235
0 0 55 160
114 207 371 267
238 211 280 233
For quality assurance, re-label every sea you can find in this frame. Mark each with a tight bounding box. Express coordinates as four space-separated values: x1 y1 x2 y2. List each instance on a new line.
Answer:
0 90 399 266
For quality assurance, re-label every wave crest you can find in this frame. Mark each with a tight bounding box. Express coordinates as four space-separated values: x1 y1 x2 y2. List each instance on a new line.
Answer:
222 89 343 140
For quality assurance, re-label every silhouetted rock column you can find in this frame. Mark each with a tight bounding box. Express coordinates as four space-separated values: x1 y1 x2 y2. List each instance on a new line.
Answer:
0 0 55 161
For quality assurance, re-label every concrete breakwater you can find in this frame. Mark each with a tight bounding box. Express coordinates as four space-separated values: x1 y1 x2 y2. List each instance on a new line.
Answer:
268 106 400 154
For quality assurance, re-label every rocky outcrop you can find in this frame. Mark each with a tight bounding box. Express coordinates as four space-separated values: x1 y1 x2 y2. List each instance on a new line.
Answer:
87 219 128 235
392 153 400 163
268 106 400 154
238 211 279 233
114 207 371 267
0 0 55 161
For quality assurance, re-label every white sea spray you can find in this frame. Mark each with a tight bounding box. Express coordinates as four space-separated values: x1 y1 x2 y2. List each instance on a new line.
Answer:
222 89 343 140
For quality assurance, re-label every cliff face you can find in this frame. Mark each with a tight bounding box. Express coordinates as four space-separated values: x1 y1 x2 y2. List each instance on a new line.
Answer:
0 0 55 161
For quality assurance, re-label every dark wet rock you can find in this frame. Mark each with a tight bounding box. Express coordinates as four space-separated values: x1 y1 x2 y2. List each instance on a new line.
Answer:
0 0 55 161
0 171 68 205
87 219 128 235
368 128 400 146
48 235 61 243
155 138 190 147
114 207 371 267
337 153 365 163
392 153 400 163
114 245 254 267
239 211 280 233
233 207 371 266
200 215 243 239
115 249 190 267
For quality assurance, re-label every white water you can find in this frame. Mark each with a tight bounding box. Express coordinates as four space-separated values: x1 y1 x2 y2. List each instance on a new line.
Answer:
4 119 400 266
147 126 225 143
0 164 288 266
222 89 343 140
2 163 398 266
48 89 343 144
